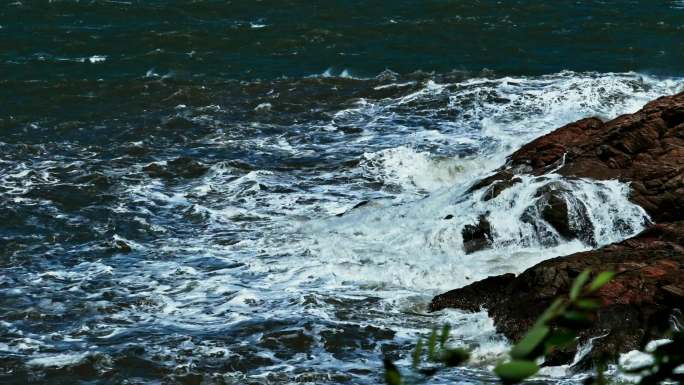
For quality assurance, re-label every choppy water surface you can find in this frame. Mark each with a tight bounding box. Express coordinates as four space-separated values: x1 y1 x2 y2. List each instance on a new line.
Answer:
1 2 684 385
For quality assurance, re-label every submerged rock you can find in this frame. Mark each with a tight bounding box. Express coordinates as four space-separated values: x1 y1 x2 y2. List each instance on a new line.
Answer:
144 156 209 179
105 238 132 253
538 186 572 238
335 200 371 217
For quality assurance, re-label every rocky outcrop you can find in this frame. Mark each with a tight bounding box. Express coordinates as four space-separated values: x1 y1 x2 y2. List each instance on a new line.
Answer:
433 92 684 365
473 92 684 222
433 222 684 365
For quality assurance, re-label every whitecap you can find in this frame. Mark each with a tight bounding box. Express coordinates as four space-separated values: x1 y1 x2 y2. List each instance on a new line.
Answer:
27 352 90 368
88 55 106 63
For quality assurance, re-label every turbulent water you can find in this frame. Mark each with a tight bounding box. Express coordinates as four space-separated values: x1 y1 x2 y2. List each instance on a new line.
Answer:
1 2 684 385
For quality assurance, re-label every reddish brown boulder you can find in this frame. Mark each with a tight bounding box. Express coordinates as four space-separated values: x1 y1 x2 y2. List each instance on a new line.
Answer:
431 222 684 365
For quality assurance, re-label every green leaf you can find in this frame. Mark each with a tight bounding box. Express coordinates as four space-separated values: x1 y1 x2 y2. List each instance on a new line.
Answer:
558 310 593 329
511 325 550 360
412 339 423 368
383 359 402 385
440 324 451 348
588 271 614 293
594 359 608 385
570 269 591 301
536 298 566 326
545 330 577 353
575 298 600 310
427 329 438 360
440 348 470 367
494 360 540 384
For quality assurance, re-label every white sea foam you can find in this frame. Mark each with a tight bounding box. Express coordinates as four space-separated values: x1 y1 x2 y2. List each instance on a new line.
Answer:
360 146 476 194
316 67 364 79
27 352 90 368
298 173 648 293
88 55 107 63
612 338 684 383
254 102 272 112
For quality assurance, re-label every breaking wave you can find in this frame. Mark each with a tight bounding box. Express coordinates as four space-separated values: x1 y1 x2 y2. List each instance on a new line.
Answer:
2 71 682 384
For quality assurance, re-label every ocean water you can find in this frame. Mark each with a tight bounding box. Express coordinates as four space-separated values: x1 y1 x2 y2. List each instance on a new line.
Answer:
1 2 684 384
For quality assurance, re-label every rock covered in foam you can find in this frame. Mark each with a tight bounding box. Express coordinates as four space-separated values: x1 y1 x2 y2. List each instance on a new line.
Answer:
533 183 596 246
461 215 493 254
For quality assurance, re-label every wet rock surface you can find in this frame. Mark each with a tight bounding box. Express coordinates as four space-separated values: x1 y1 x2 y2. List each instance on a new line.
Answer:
472 92 684 222
433 222 684 364
481 176 522 201
434 92 684 365
534 183 596 246
462 215 493 254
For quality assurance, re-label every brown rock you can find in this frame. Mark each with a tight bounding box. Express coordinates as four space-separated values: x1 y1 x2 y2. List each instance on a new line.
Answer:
462 215 493 254
431 222 684 364
518 93 683 222
482 177 522 201
470 92 684 222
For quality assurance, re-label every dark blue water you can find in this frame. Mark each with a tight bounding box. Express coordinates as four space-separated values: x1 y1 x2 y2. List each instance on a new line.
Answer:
3 0 684 80
3 1 684 119
1 2 683 384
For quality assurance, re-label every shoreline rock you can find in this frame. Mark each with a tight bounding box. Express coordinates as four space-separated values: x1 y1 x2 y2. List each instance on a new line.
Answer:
432 223 684 365
471 92 684 222
431 92 684 365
